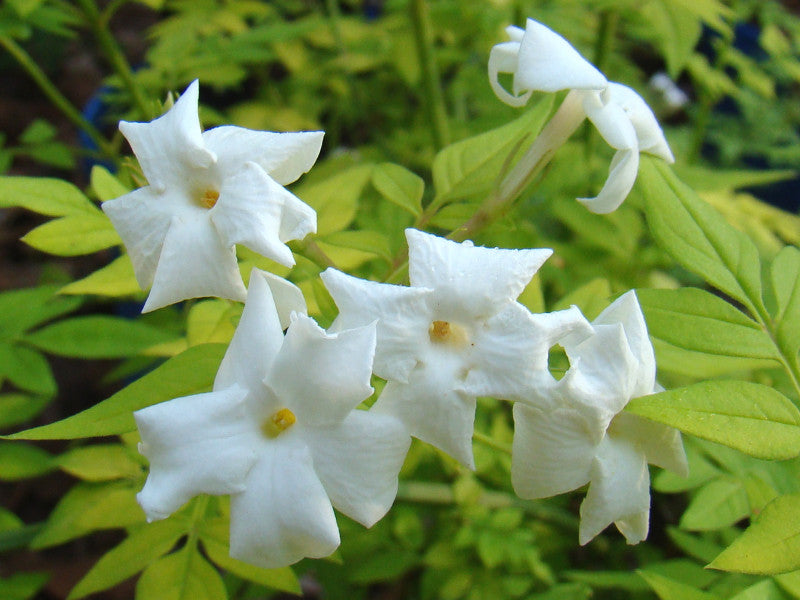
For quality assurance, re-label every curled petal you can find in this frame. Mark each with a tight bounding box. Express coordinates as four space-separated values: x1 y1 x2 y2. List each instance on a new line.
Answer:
119 80 214 192
593 291 655 397
373 361 477 469
211 162 296 267
515 18 607 93
321 268 431 383
135 386 257 521
143 214 246 312
511 403 599 499
267 315 376 427
488 41 531 108
203 126 324 186
306 410 410 527
278 190 317 244
579 435 651 545
407 228 552 319
214 270 284 395
606 83 674 162
562 323 638 420
101 187 174 289
229 439 339 568
577 148 639 214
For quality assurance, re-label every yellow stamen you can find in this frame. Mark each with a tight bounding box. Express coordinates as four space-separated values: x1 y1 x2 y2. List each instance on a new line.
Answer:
429 320 470 347
199 189 219 209
261 408 296 438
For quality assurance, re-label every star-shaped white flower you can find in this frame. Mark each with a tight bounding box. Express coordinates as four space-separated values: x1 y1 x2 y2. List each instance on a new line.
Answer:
103 80 322 312
511 291 688 545
489 18 674 213
321 229 589 468
134 270 410 568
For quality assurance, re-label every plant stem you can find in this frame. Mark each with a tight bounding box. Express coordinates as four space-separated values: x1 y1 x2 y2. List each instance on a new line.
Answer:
75 0 151 120
472 430 512 455
409 0 450 150
0 35 117 159
753 305 800 401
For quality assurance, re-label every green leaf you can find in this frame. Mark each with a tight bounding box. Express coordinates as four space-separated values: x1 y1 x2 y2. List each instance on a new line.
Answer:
730 579 786 600
0 285 82 337
202 537 300 594
372 163 423 216
22 213 120 256
651 338 779 378
432 96 553 203
59 255 141 297
638 157 764 315
625 381 800 460
0 176 98 216
348 550 420 584
709 493 800 575
32 481 144 549
666 527 724 563
0 393 49 429
0 343 56 396
57 444 144 481
69 519 186 600
553 278 613 320
0 572 50 600
637 288 779 360
638 571 721 600
0 441 53 480
24 316 176 358
770 246 800 371
136 547 227 600
321 230 392 260
642 1 703 77
680 477 750 531
295 165 373 235
6 343 225 440
673 165 797 192
90 165 129 202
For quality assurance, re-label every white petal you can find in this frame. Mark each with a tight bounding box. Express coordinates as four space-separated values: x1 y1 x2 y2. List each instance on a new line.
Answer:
593 291 655 398
101 187 173 289
119 80 214 192
612 412 688 477
321 268 431 383
373 361 477 469
488 41 531 108
515 18 607 93
306 410 410 527
203 126 324 186
406 229 552 319
259 271 307 330
215 270 284 394
579 435 651 545
210 161 295 267
578 148 639 214
135 386 257 521
143 213 246 312
606 83 674 162
229 439 339 568
278 190 317 244
583 91 639 151
267 315 376 427
511 403 599 499
505 24 525 43
562 323 638 420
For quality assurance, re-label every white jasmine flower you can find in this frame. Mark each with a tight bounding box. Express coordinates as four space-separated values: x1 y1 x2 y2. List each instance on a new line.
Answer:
511 291 688 545
321 229 589 468
134 270 410 568
489 19 674 213
103 80 322 312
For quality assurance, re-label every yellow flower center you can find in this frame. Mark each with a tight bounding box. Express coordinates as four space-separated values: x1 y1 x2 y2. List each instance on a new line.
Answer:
261 407 296 438
428 320 469 347
199 189 219 209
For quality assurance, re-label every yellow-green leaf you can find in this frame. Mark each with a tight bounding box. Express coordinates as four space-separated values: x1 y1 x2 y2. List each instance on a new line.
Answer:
22 214 120 256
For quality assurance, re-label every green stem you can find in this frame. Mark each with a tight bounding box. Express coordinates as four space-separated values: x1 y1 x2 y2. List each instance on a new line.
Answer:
472 430 512 455
409 0 450 150
753 305 800 401
0 35 117 159
687 92 715 164
75 0 151 120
